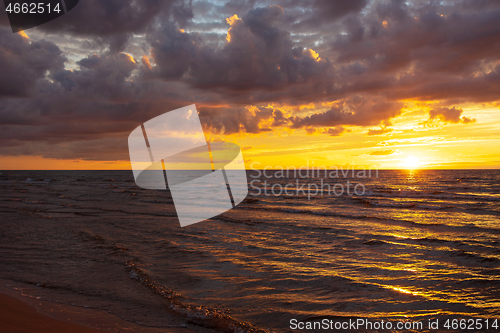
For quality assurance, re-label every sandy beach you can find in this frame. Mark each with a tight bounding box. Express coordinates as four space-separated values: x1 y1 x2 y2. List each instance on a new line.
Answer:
0 293 106 333
0 289 210 333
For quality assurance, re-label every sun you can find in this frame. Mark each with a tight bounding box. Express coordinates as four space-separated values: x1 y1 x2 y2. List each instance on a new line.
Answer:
403 155 421 169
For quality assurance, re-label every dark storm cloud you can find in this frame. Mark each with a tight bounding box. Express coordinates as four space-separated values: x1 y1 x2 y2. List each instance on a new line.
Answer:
0 0 190 52
331 0 500 95
313 0 368 20
0 136 130 161
0 37 205 160
49 0 190 50
144 5 331 90
221 0 259 15
389 65 500 103
51 53 139 101
0 28 65 97
0 3 9 26
198 105 274 134
142 0 500 130
290 0 368 28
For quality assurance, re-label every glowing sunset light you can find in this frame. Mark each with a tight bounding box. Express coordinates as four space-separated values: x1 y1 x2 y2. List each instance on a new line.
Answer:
403 155 421 169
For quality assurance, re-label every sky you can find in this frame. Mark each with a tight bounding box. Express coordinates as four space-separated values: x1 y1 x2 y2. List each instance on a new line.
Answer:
0 0 499 170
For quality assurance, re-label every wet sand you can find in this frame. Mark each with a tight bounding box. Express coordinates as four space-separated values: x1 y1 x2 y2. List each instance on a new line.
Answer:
0 291 207 333
0 293 107 333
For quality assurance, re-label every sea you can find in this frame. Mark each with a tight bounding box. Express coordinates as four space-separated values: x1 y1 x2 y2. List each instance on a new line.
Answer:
0 169 499 332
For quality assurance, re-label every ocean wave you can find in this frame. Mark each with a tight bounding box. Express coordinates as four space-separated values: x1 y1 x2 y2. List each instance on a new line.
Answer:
364 189 500 203
238 206 500 235
359 199 455 211
22 178 52 184
57 196 102 202
140 199 173 204
125 260 272 333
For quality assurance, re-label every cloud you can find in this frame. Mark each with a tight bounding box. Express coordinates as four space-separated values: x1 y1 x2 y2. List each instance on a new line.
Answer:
290 97 403 128
305 126 316 135
370 149 395 156
324 126 348 136
0 28 65 97
198 105 275 134
313 0 368 21
367 127 393 135
137 1 498 132
25 0 187 52
300 124 350 136
429 107 462 123
143 5 331 92
327 1 500 103
462 116 476 124
0 47 200 161
282 0 368 29
429 107 476 124
51 52 138 101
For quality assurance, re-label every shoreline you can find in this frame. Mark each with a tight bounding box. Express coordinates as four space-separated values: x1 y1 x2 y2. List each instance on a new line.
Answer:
0 292 107 333
0 284 210 333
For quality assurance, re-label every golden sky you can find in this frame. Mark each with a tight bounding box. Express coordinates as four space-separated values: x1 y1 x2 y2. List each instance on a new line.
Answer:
214 102 500 170
3 101 498 170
